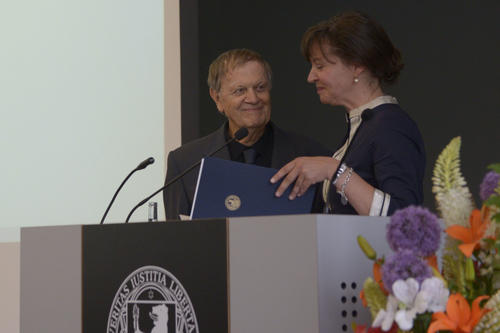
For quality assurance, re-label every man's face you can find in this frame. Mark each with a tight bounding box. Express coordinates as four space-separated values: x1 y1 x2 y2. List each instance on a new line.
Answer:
210 60 271 136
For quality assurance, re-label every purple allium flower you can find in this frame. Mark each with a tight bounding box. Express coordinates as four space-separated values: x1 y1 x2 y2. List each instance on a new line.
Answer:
381 249 432 291
480 171 500 201
387 206 441 257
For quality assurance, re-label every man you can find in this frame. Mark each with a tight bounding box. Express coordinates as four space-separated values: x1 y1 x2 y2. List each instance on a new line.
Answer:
163 49 330 219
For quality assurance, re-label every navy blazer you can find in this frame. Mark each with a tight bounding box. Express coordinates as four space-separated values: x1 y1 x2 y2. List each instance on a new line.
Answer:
163 122 331 219
330 103 425 215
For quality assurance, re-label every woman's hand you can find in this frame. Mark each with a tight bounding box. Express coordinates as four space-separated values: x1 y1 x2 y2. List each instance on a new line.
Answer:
270 156 339 199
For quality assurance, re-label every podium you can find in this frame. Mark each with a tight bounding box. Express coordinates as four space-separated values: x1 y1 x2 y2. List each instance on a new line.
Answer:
20 215 392 333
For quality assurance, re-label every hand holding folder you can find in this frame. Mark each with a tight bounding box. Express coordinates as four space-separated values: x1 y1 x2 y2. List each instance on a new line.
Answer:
190 157 315 219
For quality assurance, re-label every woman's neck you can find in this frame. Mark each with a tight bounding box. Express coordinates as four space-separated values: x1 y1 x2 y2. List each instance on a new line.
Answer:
345 83 384 113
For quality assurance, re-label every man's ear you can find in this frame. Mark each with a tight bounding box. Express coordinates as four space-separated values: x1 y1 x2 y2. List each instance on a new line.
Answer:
209 88 224 114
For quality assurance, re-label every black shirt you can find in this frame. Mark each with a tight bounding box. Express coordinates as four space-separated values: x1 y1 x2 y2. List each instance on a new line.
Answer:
225 123 273 167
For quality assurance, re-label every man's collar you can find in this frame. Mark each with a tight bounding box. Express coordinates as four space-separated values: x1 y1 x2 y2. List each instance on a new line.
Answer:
224 122 273 163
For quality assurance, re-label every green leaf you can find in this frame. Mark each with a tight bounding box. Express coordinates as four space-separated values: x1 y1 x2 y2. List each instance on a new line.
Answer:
493 257 500 270
485 195 500 208
484 238 496 247
492 212 500 222
487 163 500 173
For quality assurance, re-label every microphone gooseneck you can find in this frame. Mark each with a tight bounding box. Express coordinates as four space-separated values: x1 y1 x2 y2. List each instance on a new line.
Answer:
125 127 249 223
100 157 155 224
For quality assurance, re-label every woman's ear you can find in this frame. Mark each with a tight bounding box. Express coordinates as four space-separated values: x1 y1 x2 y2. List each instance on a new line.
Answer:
352 64 366 78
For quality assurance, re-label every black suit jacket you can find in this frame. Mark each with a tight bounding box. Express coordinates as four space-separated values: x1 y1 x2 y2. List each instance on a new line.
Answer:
163 122 331 219
329 103 425 215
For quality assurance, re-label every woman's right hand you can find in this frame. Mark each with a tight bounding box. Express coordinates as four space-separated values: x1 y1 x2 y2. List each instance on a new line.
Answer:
270 156 338 200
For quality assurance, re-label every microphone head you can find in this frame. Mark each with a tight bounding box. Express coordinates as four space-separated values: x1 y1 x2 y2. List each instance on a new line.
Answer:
234 127 249 140
136 157 155 170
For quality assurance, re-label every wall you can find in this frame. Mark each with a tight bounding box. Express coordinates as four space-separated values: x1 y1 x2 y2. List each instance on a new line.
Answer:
194 0 500 209
0 241 19 332
0 0 166 230
0 0 181 331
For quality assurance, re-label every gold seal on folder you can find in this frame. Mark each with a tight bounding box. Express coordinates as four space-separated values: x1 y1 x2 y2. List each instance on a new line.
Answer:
225 195 241 211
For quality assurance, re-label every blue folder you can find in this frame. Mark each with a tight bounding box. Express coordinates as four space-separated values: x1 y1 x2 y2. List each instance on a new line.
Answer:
190 157 315 219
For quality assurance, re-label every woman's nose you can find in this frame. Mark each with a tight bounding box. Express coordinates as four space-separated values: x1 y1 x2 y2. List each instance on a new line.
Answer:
307 68 317 83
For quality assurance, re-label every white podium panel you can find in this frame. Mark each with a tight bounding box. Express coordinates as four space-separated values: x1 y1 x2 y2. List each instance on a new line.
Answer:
228 214 391 333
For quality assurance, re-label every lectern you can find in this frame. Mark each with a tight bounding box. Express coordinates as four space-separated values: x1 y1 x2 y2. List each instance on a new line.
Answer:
20 214 391 333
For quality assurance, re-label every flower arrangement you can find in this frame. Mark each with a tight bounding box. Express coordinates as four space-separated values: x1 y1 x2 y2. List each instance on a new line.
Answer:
355 137 500 333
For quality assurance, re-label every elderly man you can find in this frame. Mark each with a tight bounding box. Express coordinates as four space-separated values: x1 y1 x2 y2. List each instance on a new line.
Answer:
163 48 330 219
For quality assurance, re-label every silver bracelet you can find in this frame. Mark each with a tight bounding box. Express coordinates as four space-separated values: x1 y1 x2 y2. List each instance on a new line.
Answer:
332 162 348 185
337 167 353 205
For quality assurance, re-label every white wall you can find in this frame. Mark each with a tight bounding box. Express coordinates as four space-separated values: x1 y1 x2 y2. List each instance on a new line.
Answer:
0 0 181 331
0 0 179 231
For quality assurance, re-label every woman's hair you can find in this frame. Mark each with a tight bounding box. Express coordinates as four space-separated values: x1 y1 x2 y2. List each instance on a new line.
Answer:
207 48 273 92
301 11 404 84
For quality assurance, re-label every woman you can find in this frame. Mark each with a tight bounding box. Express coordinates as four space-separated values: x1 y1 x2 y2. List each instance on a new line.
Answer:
271 11 425 216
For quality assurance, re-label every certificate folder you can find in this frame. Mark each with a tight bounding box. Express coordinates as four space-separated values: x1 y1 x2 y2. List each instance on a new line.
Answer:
190 157 315 219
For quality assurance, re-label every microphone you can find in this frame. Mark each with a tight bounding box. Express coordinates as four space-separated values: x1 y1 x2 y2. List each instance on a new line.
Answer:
125 127 249 223
136 157 155 170
233 127 249 140
100 157 155 224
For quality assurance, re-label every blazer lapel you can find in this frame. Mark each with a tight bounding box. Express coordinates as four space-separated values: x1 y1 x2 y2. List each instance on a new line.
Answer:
203 123 231 161
270 123 296 169
343 114 372 159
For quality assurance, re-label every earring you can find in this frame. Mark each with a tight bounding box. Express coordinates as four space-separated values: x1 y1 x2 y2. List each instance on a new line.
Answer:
354 77 359 83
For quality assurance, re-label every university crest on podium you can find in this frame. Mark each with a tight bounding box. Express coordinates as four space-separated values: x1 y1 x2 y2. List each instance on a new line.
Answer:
106 266 199 333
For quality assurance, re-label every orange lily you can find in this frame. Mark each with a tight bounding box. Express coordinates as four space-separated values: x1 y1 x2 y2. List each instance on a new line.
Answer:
427 294 490 333
360 289 367 307
373 260 387 294
446 207 490 257
426 254 439 272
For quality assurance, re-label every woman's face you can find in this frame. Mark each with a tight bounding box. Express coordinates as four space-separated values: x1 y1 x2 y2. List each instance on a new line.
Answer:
307 43 358 108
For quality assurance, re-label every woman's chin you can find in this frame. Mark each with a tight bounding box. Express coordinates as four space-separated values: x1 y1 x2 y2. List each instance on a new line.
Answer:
318 96 332 105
